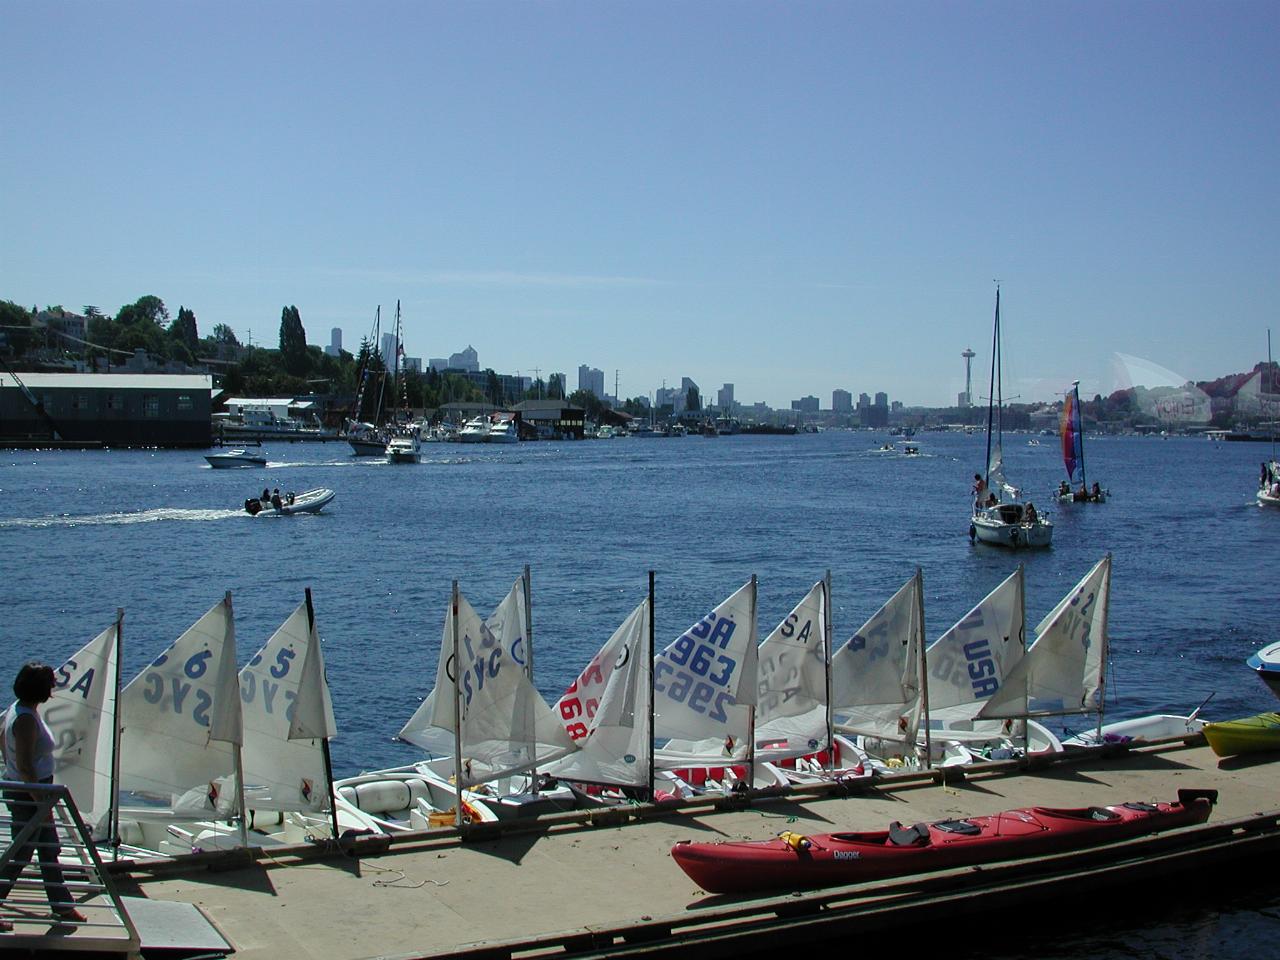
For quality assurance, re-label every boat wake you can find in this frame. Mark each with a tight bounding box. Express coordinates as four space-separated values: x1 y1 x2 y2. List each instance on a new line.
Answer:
0 507 245 529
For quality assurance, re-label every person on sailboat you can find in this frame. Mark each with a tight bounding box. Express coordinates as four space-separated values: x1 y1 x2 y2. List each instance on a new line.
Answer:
972 474 987 509
1058 480 1071 498
0 662 88 927
1091 482 1103 501
1025 502 1038 524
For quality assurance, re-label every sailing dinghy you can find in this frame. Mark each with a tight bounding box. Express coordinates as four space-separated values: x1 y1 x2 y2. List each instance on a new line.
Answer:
392 574 577 825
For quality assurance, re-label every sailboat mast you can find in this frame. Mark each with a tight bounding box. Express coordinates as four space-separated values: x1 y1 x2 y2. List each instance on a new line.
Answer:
823 570 834 777
916 568 932 771
1269 329 1276 465
746 574 758 791
226 591 249 849
305 587 341 847
647 570 656 803
451 581 464 831
109 607 124 859
983 287 1000 489
1074 381 1087 491
524 564 538 796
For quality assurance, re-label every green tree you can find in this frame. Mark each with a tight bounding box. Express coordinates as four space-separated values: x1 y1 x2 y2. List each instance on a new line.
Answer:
278 305 309 377
169 306 199 355
212 323 240 346
567 388 605 421
0 300 33 356
116 295 169 327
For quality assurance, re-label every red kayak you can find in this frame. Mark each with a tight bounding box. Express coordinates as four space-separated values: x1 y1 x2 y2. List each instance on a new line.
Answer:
671 788 1216 894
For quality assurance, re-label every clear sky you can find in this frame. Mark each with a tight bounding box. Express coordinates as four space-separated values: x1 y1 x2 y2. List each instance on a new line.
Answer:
4 2 1277 409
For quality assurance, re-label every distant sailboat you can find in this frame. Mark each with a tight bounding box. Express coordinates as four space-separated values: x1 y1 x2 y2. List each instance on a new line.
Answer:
1057 381 1106 503
1258 329 1279 509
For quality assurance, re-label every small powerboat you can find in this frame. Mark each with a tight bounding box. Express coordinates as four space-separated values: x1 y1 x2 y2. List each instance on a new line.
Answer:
244 488 335 516
206 448 267 469
671 789 1217 894
1247 640 1280 699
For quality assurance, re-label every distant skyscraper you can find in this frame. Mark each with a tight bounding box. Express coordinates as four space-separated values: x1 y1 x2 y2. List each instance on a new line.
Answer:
381 332 396 362
325 327 342 358
875 391 888 409
858 392 871 410
833 389 852 412
717 383 734 412
578 365 605 398
792 396 819 413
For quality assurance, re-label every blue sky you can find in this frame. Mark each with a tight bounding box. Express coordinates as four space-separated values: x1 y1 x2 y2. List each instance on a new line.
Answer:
4 2 1277 408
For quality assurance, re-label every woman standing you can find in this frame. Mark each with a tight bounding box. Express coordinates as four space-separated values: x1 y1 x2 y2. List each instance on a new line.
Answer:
0 661 87 928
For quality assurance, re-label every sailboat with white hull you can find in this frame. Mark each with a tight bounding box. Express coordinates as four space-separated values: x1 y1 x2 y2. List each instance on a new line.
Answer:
970 287 1053 548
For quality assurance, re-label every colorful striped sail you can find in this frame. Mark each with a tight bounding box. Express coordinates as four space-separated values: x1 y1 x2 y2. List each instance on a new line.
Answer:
1061 384 1084 484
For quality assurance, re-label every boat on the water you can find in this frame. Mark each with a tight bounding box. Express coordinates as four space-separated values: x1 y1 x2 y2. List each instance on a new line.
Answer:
970 288 1053 549
670 788 1217 894
1203 712 1280 758
385 433 421 463
1246 640 1280 700
1055 380 1107 503
205 448 267 469
245 488 335 515
487 415 519 443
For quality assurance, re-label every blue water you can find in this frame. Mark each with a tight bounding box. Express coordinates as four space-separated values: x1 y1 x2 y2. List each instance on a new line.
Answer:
2 431 1277 956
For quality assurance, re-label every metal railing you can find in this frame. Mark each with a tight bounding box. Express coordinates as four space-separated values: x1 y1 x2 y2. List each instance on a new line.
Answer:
0 779 139 952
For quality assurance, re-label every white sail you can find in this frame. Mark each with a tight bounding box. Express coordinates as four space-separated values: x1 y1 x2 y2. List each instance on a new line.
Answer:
927 567 1025 726
830 572 924 745
239 602 335 812
118 597 243 816
754 581 829 763
654 580 758 767
545 599 652 788
987 444 1019 500
46 620 119 839
398 580 573 786
979 556 1110 720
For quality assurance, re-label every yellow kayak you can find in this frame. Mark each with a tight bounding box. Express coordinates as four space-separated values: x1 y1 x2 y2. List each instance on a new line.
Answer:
1202 712 1280 758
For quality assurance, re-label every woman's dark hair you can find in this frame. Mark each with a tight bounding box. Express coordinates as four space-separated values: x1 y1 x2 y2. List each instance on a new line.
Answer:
13 661 56 702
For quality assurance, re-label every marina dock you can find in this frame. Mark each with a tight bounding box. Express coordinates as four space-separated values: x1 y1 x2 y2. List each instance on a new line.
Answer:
40 736 1275 959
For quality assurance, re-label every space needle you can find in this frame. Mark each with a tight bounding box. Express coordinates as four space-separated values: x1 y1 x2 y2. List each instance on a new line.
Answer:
961 347 976 407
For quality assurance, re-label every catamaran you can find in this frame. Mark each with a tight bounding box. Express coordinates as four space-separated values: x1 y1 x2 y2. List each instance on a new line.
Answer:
1055 381 1106 503
970 288 1053 548
1258 329 1279 508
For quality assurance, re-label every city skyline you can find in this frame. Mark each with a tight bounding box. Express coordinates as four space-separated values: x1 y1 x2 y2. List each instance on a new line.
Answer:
4 4 1276 408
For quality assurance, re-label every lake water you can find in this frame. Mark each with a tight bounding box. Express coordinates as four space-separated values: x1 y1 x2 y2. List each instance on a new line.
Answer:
2 430 1277 956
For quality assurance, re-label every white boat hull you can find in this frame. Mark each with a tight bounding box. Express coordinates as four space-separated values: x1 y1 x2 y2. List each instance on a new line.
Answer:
971 513 1053 548
247 488 335 515
205 450 267 469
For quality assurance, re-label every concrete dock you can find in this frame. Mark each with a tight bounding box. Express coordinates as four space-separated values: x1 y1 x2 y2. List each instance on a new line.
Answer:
31 737 1280 959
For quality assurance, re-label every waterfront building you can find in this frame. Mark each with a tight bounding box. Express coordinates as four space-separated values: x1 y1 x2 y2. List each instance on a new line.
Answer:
0 371 213 447
791 396 820 413
513 399 586 440
833 389 852 413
